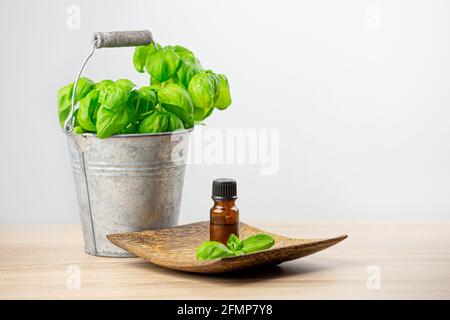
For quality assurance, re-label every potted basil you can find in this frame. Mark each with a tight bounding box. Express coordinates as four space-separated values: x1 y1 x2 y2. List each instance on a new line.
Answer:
58 31 231 257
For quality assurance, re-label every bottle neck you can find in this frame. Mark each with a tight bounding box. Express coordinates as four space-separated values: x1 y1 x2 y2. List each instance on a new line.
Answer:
212 198 237 207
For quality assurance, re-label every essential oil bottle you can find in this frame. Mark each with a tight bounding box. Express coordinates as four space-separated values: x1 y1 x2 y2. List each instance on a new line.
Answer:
210 178 239 245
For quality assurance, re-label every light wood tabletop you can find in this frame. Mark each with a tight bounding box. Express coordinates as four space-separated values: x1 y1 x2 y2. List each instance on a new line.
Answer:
1 220 449 299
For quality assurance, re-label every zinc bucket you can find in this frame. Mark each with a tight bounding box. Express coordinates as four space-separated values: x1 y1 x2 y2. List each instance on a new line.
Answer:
62 30 193 257
66 130 191 257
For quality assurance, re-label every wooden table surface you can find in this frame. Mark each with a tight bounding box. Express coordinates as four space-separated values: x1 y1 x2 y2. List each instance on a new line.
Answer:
1 220 449 299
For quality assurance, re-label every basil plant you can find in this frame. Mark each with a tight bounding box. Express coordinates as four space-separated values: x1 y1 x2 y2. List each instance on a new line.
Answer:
57 42 232 139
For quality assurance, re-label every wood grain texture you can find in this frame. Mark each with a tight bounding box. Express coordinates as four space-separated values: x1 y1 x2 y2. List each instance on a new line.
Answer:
107 221 347 273
1 221 450 299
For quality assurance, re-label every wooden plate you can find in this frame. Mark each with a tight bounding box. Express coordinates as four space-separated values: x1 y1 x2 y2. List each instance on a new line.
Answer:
107 221 347 273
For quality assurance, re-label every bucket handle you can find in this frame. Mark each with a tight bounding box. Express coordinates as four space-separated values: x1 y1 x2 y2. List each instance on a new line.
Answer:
63 30 156 133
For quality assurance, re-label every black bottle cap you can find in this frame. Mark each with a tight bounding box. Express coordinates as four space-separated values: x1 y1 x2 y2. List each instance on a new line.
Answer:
212 178 237 200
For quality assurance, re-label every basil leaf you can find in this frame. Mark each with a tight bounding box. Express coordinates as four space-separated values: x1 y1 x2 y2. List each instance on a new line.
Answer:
115 79 135 91
78 90 100 132
167 112 185 131
73 126 85 134
145 46 180 82
240 234 275 254
175 58 202 89
96 106 130 138
138 110 169 133
120 122 139 134
124 86 157 131
194 106 215 123
205 70 220 101
133 46 149 73
96 85 131 139
227 234 242 252
149 77 161 91
73 109 81 128
57 83 73 128
133 43 161 73
133 45 151 73
188 71 218 121
99 83 129 107
196 241 234 261
193 107 203 122
131 86 157 120
158 83 194 128
75 77 96 101
171 45 196 63
57 77 95 128
170 45 203 88
214 74 232 110
94 79 114 91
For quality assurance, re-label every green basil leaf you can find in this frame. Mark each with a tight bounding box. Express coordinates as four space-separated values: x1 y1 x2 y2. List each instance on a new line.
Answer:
97 110 130 138
78 90 100 132
138 109 155 120
159 112 169 132
227 234 242 252
240 234 275 254
57 77 95 128
129 86 157 120
188 72 218 121
73 109 81 127
125 94 138 127
175 58 202 89
120 122 139 134
94 79 114 91
96 107 130 138
138 86 157 107
57 83 73 128
149 77 161 90
96 85 131 138
145 46 180 82
115 79 135 91
133 44 159 73
205 70 220 101
133 46 148 73
158 83 194 128
75 77 95 101
138 110 169 133
73 126 85 134
145 43 161 65
171 45 196 63
166 112 185 131
214 74 232 110
193 107 204 122
204 105 215 119
158 82 194 110
99 84 129 108
193 106 213 123
171 45 202 88
149 84 160 91
162 103 193 128
196 241 235 261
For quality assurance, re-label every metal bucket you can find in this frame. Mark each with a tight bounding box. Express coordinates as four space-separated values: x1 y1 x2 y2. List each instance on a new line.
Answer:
66 130 191 257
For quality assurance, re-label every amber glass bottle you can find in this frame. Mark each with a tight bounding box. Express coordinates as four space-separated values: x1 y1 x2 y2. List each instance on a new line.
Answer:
210 178 239 245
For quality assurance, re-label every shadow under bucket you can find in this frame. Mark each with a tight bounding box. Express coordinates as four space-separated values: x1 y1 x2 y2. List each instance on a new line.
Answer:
66 129 192 257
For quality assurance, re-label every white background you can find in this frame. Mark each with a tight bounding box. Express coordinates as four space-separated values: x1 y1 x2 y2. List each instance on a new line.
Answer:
1 0 449 224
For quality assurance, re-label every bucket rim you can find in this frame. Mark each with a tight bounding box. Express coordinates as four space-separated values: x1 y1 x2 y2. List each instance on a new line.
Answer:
65 128 193 139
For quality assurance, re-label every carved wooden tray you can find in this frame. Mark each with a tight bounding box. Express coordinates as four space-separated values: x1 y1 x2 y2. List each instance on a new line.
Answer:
107 221 347 273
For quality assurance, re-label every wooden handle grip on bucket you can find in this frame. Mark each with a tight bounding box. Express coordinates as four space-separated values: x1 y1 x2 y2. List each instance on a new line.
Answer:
92 30 153 48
